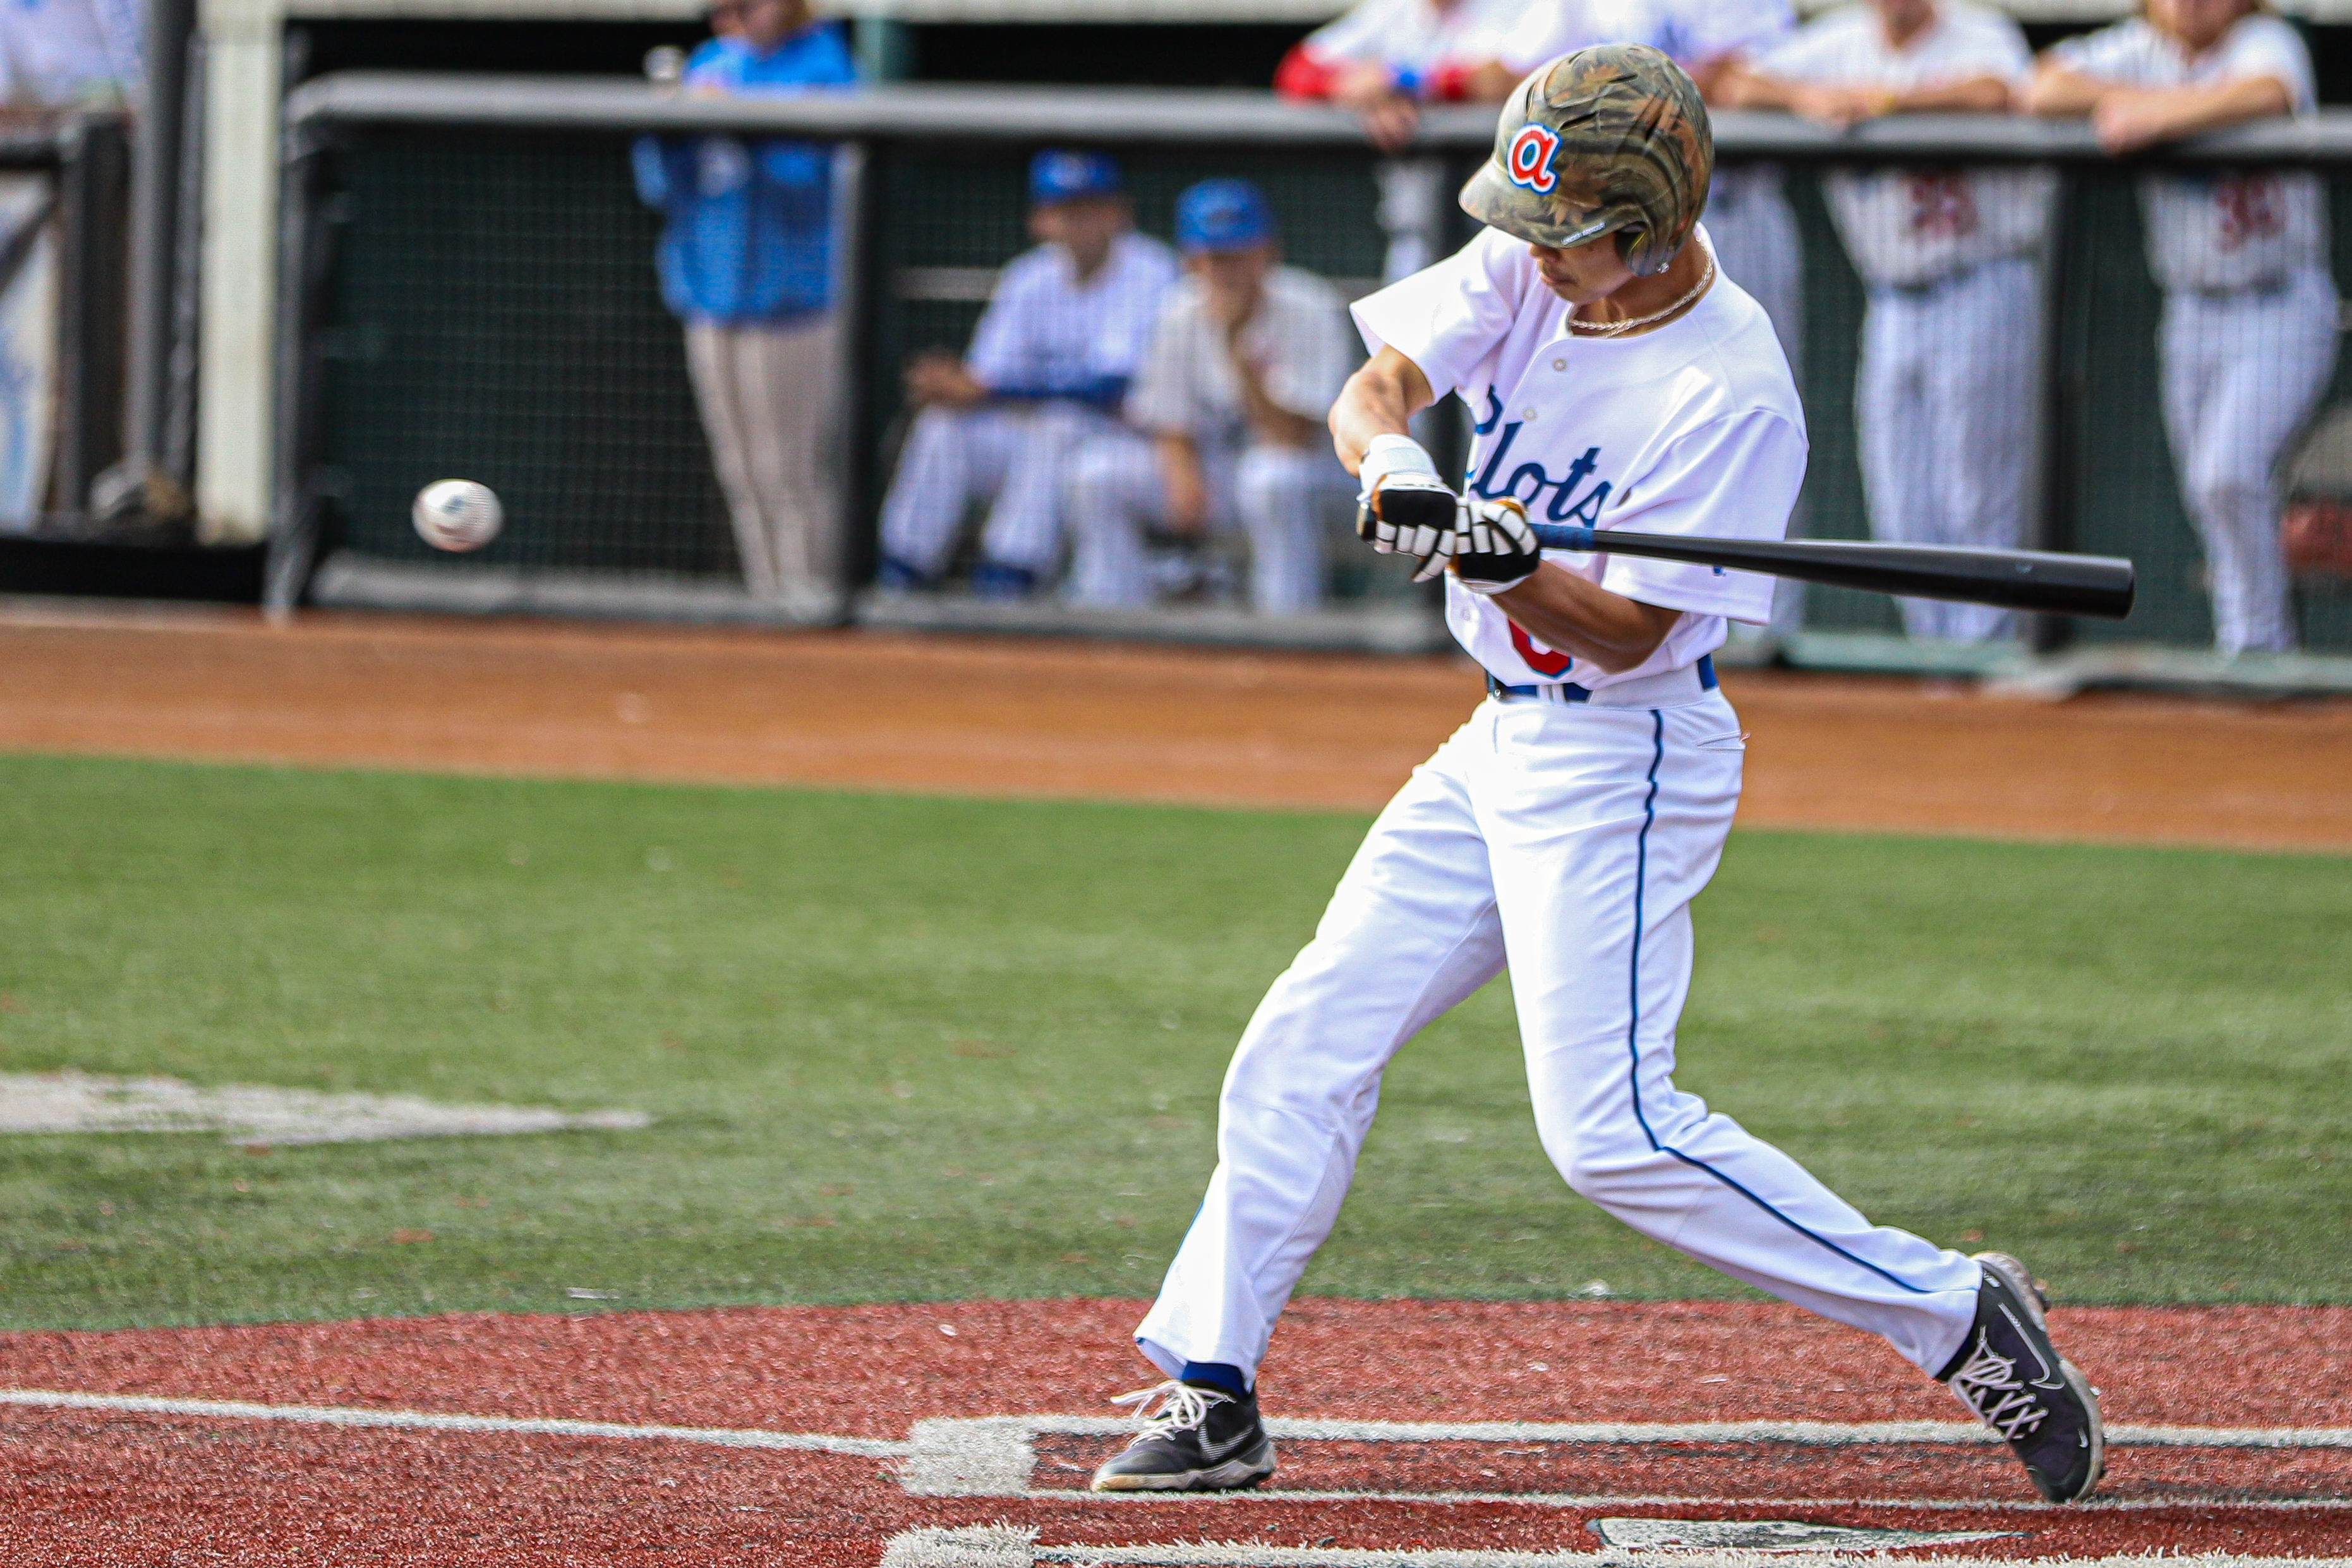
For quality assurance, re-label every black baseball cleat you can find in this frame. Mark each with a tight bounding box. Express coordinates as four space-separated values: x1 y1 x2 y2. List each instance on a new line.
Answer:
1089 1378 1276 1492
1939 1251 2105 1504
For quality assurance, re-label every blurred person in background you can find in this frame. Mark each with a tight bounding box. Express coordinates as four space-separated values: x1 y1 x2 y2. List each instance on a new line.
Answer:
876 151 1176 599
1273 0 1534 280
1064 179 1358 614
632 0 856 612
0 0 138 110
2027 0 2334 656
1723 0 2052 644
0 0 138 531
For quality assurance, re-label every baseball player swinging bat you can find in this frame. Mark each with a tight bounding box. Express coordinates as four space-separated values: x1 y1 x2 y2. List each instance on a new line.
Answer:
1094 42 2109 1514
1520 522 2137 620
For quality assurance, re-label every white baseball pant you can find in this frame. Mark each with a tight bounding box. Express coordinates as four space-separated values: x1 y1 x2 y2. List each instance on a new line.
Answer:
2160 267 2338 656
1135 679 1983 1388
878 402 1107 580
1063 431 1347 614
1855 258 2041 642
684 314 839 605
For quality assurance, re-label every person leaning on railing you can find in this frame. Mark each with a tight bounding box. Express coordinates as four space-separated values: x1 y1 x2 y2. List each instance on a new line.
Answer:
630 0 857 613
2025 0 2336 657
1272 0 1537 281
1719 0 2055 646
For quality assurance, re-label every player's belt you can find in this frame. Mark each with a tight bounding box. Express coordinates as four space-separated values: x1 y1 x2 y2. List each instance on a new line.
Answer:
1487 655 1716 708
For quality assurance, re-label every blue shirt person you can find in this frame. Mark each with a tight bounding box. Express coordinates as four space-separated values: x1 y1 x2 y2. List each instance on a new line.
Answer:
632 0 861 610
630 2 857 324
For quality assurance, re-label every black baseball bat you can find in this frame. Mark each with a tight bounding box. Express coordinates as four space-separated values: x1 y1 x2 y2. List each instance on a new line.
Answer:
1525 523 2136 620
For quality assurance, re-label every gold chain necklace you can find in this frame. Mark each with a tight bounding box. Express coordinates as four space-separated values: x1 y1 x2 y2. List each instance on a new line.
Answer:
1569 243 1716 338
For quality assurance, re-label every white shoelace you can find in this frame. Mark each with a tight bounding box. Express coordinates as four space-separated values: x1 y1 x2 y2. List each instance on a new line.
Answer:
1947 1333 2049 1441
1109 1378 1229 1446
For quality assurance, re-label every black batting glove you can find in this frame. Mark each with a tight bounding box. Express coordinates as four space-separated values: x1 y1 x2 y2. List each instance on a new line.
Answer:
1450 497 1541 595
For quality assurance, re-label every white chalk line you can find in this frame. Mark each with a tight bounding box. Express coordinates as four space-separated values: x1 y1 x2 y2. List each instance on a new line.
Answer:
0 1388 905 1457
6 1390 2348 1513
1021 1487 2352 1516
1024 1414 2352 1452
883 1525 2352 1568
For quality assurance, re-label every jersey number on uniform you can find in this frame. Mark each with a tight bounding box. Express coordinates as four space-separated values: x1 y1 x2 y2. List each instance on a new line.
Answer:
1510 623 1573 677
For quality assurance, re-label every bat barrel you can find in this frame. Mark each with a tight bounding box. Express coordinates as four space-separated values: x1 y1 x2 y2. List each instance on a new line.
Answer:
1524 525 2137 621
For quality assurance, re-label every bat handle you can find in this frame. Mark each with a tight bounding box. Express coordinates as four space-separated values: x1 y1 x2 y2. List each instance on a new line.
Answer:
1528 523 1598 552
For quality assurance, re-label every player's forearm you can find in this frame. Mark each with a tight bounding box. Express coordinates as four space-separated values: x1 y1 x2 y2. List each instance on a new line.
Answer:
2109 77 2293 142
1890 76 2011 116
1330 348 1435 476
1713 66 1802 114
2022 64 2109 118
1488 565 1682 675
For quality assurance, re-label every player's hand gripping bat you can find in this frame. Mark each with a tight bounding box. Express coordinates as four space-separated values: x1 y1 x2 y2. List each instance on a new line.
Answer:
1522 523 2137 620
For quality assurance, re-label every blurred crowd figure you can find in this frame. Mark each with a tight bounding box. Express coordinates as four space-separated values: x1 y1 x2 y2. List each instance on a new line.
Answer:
2030 0 2335 656
0 0 140 534
1276 0 2330 653
634 0 857 612
1728 0 2053 644
877 153 1176 598
1063 180 1357 612
876 157 1360 614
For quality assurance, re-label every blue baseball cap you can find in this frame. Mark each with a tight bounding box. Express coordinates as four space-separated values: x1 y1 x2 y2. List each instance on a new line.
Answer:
1174 179 1275 255
1028 150 1123 207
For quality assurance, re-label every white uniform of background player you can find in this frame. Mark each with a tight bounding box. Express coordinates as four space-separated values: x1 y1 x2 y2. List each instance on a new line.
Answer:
1485 0 1803 373
1133 228 1983 1402
1066 181 1359 613
878 154 1176 596
1276 0 1538 281
1754 3 2052 642
2048 14 2334 655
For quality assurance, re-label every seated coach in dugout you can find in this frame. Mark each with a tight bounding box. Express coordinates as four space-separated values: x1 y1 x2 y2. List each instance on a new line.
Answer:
876 152 1178 600
2027 0 2335 657
1063 180 1358 615
1720 0 2054 644
632 0 857 614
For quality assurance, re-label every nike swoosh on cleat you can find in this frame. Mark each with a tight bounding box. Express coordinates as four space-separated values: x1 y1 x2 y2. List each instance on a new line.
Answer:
1999 1304 2064 1388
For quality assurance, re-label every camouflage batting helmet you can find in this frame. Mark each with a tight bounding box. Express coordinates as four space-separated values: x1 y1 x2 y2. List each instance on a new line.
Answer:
1459 42 1712 277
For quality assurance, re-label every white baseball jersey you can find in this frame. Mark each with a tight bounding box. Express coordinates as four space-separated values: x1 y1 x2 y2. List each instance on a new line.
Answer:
1352 226 1806 691
1490 0 1792 78
1297 0 1536 80
2051 15 2324 293
965 231 1178 397
1127 267 1360 444
1759 3 2053 289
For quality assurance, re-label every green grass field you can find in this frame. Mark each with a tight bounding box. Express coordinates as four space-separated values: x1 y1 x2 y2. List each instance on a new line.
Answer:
0 752 2343 1330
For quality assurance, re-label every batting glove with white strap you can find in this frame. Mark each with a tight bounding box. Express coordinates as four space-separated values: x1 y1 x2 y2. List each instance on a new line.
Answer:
1450 496 1541 596
1355 434 1459 580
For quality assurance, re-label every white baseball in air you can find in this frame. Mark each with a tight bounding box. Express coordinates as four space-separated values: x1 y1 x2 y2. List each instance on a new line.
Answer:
413 479 503 552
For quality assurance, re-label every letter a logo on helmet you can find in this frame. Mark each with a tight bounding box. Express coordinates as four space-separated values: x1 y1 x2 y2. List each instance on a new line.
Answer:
1459 42 1713 278
1505 124 1560 194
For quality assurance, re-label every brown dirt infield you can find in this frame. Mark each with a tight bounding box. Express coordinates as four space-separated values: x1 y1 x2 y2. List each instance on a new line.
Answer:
4 605 2349 1562
1 1298 2347 1564
0 601 2346 849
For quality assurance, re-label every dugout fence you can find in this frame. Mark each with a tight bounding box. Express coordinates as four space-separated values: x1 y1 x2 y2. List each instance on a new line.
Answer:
272 76 2352 679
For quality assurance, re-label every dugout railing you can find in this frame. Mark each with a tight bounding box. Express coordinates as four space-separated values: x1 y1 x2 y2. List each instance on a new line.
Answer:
271 76 2352 682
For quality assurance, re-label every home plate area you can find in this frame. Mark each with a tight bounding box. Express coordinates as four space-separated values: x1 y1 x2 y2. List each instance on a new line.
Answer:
0 1298 2347 1565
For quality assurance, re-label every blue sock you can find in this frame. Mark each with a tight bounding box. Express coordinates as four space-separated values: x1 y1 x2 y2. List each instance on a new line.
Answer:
1179 1361 1248 1397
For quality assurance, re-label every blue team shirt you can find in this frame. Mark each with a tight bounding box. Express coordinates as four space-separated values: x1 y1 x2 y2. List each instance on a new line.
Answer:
630 23 859 323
